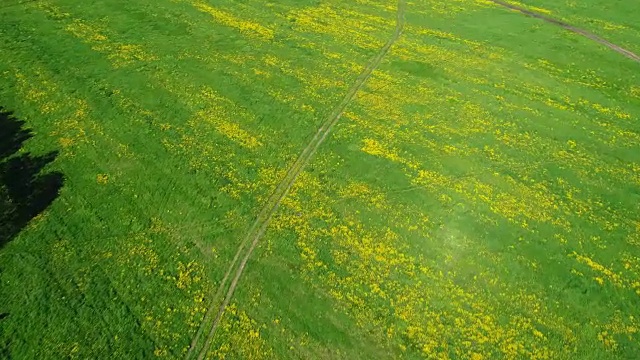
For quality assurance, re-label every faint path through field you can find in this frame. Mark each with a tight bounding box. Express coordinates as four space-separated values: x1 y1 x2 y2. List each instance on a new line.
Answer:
488 0 640 62
186 1 407 359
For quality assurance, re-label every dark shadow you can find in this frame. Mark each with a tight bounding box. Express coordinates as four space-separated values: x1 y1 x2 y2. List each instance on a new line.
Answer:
0 107 63 249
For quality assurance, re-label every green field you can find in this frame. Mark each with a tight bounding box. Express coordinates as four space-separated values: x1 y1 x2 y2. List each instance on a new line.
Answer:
1 0 639 359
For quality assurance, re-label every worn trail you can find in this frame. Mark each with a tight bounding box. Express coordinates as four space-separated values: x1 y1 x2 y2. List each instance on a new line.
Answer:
186 1 407 359
488 0 640 62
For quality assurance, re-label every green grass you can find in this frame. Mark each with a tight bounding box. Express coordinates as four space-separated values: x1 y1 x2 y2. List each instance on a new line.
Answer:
516 0 640 54
1 0 639 359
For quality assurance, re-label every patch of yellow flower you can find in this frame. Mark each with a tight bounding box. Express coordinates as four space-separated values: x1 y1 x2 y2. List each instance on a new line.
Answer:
191 1 274 40
96 174 109 184
195 109 263 150
338 181 388 210
210 303 273 359
35 3 157 67
571 252 624 286
11 67 105 157
65 19 156 67
287 2 393 51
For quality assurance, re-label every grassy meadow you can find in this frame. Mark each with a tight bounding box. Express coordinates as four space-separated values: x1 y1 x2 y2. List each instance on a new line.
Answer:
0 0 639 359
514 0 640 54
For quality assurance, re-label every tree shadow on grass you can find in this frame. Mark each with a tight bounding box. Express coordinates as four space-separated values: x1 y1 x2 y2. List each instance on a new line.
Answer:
0 107 63 249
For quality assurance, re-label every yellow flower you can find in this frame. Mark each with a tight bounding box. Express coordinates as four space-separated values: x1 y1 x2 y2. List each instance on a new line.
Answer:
96 174 108 184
